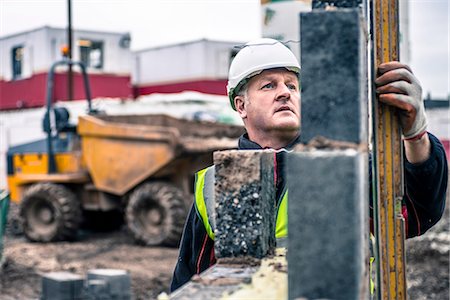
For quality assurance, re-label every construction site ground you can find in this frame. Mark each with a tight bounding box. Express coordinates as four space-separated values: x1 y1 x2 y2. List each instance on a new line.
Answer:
1 195 449 300
0 215 179 300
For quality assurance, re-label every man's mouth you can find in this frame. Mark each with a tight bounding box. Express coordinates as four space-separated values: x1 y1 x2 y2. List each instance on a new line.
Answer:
275 105 293 113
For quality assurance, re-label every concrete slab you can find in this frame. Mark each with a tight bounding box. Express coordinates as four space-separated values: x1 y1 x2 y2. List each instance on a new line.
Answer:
171 249 287 300
213 150 276 259
312 0 362 9
287 150 368 299
299 9 367 144
86 269 131 299
41 272 84 300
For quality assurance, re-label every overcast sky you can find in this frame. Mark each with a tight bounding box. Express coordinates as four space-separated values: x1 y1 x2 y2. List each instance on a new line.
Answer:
0 0 448 98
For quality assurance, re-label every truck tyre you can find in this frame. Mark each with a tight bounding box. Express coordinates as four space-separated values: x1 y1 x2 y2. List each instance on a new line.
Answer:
126 182 187 247
20 183 82 242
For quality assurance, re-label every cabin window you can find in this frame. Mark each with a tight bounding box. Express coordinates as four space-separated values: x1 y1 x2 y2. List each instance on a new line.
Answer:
78 39 103 69
11 45 24 80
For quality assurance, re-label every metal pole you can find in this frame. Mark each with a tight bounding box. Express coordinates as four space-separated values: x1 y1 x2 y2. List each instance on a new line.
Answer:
67 0 74 100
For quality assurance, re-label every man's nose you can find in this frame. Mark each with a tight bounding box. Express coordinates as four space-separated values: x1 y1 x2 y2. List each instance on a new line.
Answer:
276 84 291 100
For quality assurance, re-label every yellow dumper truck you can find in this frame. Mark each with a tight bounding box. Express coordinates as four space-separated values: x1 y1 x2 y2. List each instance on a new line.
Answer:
6 60 243 246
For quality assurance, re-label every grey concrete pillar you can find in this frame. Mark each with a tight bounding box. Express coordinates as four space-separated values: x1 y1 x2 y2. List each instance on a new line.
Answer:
287 151 368 299
299 9 367 144
288 8 369 300
214 150 276 259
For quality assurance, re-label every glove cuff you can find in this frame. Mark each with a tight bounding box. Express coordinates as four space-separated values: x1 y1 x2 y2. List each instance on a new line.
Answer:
404 130 427 142
402 103 428 139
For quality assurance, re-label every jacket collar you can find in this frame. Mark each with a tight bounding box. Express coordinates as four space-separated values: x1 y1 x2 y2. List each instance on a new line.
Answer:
238 133 301 151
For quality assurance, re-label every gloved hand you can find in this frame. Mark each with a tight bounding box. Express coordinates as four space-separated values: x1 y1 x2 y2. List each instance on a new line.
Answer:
375 61 428 140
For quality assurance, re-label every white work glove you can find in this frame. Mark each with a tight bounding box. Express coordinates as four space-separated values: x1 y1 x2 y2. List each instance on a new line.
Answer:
375 61 428 140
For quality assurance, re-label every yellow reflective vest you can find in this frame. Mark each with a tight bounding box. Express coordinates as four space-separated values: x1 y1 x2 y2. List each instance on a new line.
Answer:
194 166 288 240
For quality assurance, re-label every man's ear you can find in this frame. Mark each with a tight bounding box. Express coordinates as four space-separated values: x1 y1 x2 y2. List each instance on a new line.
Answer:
234 96 247 119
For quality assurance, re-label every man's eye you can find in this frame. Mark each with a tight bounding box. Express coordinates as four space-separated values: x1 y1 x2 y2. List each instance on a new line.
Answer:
287 84 297 91
262 83 274 89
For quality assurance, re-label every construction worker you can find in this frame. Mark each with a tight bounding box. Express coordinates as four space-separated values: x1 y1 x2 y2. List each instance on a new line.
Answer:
170 38 448 291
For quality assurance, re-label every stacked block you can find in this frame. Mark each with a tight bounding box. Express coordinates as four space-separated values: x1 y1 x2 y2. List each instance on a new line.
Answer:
299 9 367 144
86 269 131 300
214 150 276 259
287 151 368 299
288 8 369 300
41 272 84 300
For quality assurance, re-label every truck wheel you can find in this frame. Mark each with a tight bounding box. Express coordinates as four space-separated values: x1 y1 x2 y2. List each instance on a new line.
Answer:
126 182 187 247
20 183 82 242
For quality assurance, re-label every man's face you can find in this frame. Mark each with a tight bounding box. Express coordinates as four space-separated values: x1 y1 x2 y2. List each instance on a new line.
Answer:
235 68 300 144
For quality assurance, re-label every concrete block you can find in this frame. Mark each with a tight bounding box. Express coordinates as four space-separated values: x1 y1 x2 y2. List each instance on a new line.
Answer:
41 272 84 300
85 279 108 300
299 9 367 144
214 150 276 259
86 269 131 300
287 150 368 299
312 0 362 9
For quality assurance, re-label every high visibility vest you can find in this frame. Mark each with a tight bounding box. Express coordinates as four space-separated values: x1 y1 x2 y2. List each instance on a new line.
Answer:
194 166 288 240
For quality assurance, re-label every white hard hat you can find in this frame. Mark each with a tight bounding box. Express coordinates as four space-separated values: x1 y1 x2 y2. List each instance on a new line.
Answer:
227 38 300 110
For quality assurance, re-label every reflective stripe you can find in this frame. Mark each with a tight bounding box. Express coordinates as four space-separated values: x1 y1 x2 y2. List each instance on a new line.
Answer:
276 190 288 238
194 167 215 240
203 167 216 233
370 233 376 296
370 256 375 295
276 237 288 248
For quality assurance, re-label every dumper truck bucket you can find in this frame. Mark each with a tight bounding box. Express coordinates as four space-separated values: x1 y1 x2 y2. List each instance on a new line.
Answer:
78 115 181 195
77 113 243 196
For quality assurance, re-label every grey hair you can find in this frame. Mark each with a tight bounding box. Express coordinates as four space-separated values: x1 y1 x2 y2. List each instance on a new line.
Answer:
235 81 249 98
